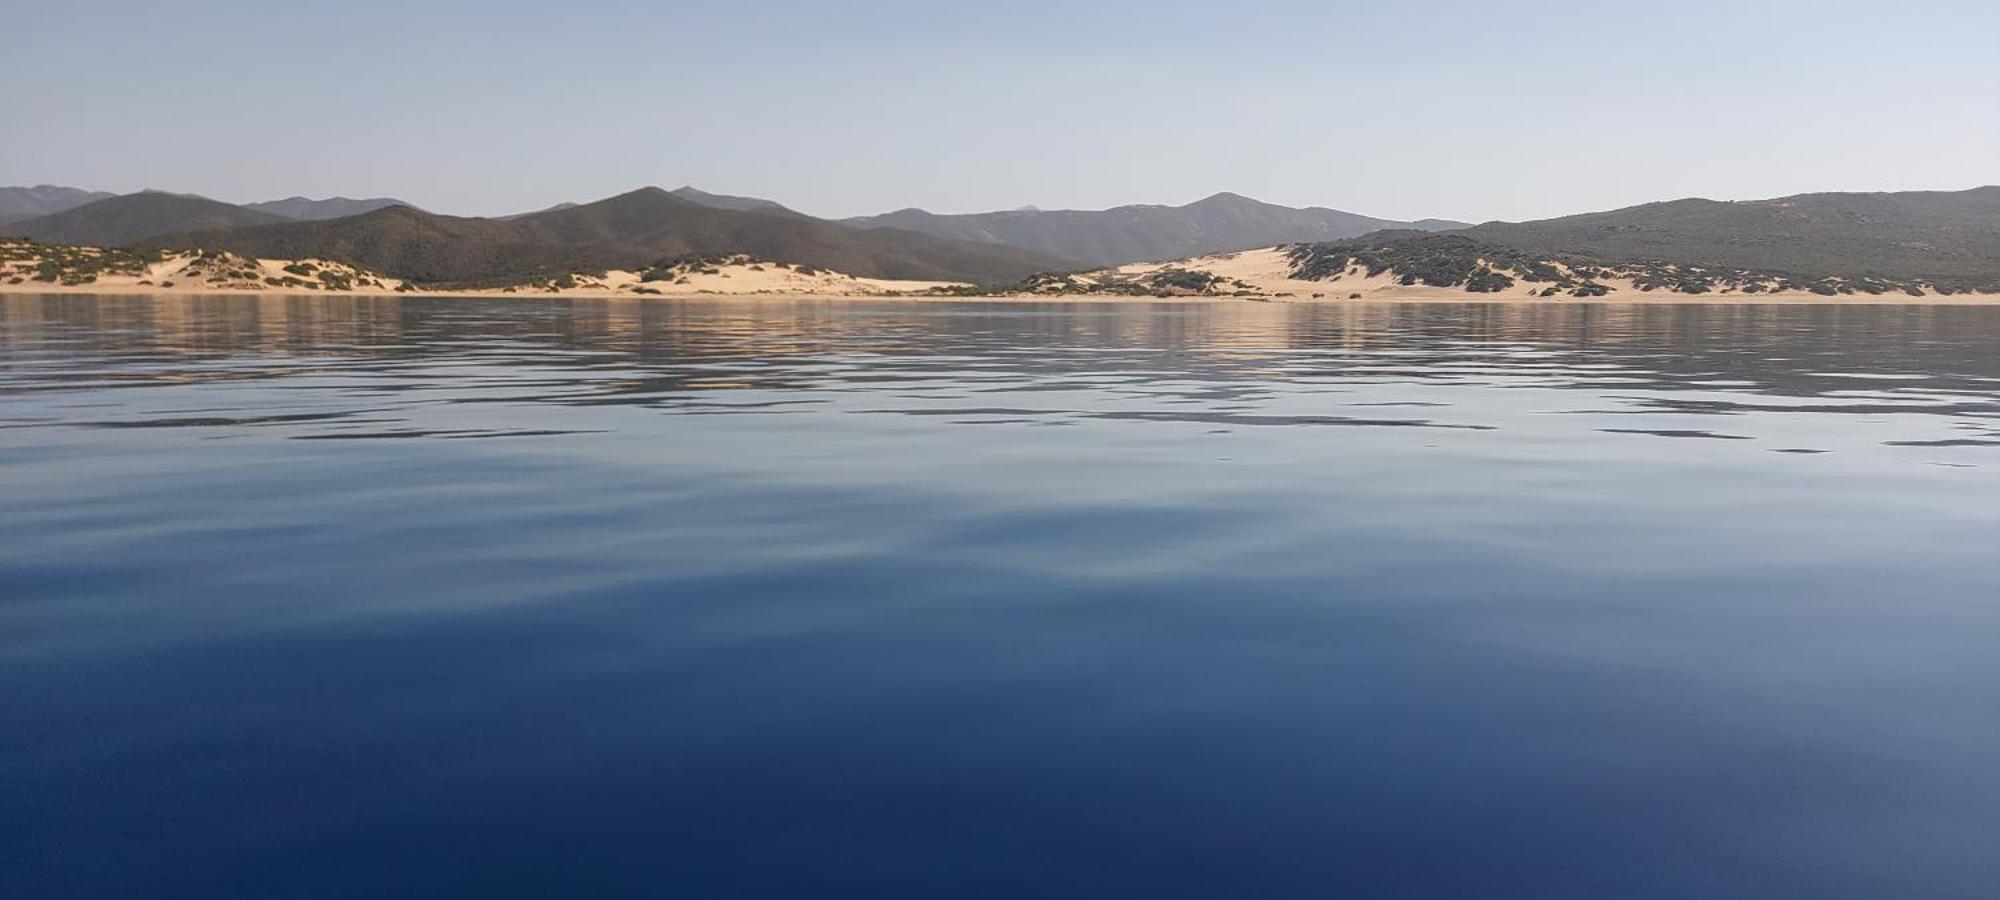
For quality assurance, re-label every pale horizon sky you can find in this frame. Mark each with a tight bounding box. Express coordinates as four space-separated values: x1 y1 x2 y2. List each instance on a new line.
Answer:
7 0 1996 224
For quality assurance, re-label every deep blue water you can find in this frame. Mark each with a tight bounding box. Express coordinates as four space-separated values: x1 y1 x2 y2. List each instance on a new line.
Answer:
3 295 1998 898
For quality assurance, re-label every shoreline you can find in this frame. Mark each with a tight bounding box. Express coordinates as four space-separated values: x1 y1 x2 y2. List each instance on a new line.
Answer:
8 283 2000 305
10 243 1996 306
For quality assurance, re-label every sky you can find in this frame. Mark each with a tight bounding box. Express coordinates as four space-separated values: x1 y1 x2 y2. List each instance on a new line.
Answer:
6 0 1996 223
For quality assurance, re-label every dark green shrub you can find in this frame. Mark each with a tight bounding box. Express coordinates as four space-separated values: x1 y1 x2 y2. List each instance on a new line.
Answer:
1465 270 1515 293
1146 268 1224 293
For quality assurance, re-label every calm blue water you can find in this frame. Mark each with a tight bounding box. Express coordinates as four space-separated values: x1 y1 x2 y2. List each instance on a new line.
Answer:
3 295 1998 898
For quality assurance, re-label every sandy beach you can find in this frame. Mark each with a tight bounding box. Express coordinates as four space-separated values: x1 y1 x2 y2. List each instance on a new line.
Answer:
8 244 1999 305
11 282 2000 305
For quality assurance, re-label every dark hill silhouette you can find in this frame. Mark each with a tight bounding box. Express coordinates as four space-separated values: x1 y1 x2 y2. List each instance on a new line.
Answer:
0 185 116 225
496 201 579 221
498 187 794 221
244 196 413 221
7 192 288 246
670 186 798 215
30 182 1999 291
844 192 1467 267
1457 187 2000 288
147 188 1076 285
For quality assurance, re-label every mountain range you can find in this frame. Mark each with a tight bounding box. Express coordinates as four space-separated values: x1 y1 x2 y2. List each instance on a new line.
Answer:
842 192 1467 267
8 192 290 248
1459 188 2000 287
243 196 414 221
3 182 1997 290
0 184 1470 284
0 185 117 225
668 186 798 215
141 188 1069 286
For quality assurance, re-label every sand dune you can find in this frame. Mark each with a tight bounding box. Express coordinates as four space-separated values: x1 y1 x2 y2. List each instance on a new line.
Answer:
1035 247 2000 303
0 242 965 298
6 239 1999 304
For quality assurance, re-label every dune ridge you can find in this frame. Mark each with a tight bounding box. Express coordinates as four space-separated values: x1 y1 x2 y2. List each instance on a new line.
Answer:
10 239 2000 305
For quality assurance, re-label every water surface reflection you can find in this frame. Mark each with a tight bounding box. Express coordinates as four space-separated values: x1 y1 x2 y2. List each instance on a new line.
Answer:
3 295 1998 898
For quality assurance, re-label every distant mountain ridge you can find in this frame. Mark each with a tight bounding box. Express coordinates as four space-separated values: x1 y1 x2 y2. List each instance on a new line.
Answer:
842 192 1469 267
11 181 1998 293
504 188 795 221
5 184 1464 273
7 192 289 247
0 185 116 224
0 190 411 234
497 201 579 220
1456 187 2000 289
669 186 799 215
145 187 1074 286
244 196 414 221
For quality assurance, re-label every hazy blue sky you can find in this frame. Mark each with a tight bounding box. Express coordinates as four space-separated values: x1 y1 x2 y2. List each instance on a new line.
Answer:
7 0 1995 222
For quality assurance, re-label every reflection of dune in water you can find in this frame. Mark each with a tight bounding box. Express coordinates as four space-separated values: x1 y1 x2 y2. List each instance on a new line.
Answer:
3 294 1999 453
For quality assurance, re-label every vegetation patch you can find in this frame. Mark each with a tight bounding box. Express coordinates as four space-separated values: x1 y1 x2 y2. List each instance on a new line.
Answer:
1145 268 1226 294
2 238 162 285
1015 267 1257 297
1286 233 1605 296
1280 231 1959 298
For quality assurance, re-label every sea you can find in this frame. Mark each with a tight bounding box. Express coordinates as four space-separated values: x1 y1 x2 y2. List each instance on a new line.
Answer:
4 295 1997 898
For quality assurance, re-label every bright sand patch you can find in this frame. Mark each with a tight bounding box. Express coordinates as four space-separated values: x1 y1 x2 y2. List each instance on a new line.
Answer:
0 244 960 298
1076 248 1998 304
501 260 962 297
6 241 1999 305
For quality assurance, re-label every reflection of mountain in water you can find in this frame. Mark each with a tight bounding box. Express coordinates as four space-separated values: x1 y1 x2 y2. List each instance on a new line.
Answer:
3 295 1999 446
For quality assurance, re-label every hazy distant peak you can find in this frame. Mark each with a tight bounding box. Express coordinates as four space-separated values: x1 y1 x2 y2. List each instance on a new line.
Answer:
141 184 1073 286
266 195 386 204
1454 185 2000 289
1408 218 1474 230
497 200 581 220
0 185 117 222
245 195 413 221
670 186 796 215
842 192 1458 267
10 191 287 246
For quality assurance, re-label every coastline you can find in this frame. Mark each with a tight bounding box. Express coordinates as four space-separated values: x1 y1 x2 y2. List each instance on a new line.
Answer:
8 282 2000 305
10 243 1997 305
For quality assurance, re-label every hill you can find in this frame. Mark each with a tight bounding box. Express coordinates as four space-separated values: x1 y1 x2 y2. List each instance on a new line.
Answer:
497 201 579 220
244 196 413 221
145 187 1076 286
497 187 795 220
7 192 289 246
670 186 798 215
842 192 1467 267
1458 187 2000 290
0 185 116 225
1018 231 1984 300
